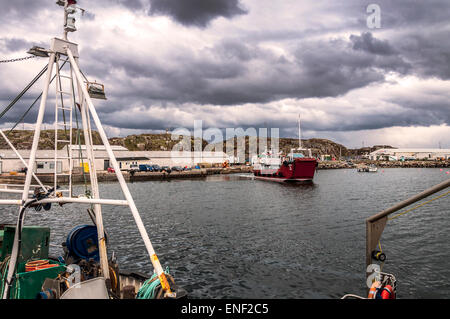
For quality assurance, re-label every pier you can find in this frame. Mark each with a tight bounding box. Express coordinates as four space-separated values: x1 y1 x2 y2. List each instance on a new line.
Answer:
0 166 253 184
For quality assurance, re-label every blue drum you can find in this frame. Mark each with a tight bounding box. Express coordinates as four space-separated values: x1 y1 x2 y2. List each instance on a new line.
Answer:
66 225 106 262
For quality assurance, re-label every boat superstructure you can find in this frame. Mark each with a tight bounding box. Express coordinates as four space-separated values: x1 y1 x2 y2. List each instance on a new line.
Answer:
0 0 185 299
357 164 378 173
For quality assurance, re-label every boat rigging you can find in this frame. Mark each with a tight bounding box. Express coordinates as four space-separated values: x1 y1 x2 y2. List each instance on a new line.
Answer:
0 0 185 299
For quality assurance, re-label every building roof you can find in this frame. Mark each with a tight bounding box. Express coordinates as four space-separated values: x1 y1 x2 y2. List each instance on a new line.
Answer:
0 149 229 160
116 156 150 161
63 145 128 151
370 148 450 155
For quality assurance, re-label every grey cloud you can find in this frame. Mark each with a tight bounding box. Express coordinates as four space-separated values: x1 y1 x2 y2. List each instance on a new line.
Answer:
80 35 409 108
0 0 48 20
114 0 144 10
2 0 450 139
350 32 396 56
0 38 47 53
396 31 450 80
148 0 247 27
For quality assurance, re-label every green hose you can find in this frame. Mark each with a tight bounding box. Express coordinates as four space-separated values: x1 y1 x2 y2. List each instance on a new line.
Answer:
136 267 170 299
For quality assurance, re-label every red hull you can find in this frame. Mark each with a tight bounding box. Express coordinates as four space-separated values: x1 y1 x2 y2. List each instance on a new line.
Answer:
253 158 317 182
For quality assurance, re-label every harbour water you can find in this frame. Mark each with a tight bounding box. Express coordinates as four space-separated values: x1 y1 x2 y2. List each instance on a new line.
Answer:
2 168 449 298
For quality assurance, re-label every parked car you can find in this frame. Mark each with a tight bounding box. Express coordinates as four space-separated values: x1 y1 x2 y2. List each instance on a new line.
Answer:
129 164 139 172
151 165 161 172
139 164 154 172
107 167 115 173
161 166 171 173
171 166 183 171
184 166 192 171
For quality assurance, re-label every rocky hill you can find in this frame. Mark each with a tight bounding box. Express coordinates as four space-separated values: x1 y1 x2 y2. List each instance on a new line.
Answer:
210 136 349 159
0 129 103 150
0 130 207 151
109 133 207 151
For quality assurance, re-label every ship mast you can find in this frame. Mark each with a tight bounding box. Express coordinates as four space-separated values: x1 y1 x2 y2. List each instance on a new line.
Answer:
298 114 302 149
1 0 176 299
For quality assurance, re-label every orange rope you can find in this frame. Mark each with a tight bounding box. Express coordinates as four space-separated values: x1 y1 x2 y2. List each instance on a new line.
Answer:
25 260 58 272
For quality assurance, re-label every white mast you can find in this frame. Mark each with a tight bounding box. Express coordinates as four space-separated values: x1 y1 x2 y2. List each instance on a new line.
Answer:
298 114 302 149
2 0 175 299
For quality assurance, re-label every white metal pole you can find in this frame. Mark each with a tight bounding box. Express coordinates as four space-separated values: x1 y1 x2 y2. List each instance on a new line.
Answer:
54 60 60 191
2 52 56 299
0 130 46 191
0 200 21 205
67 48 173 295
72 57 110 281
0 198 128 206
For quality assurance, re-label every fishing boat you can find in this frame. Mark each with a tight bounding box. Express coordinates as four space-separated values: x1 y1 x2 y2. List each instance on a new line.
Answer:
0 0 186 299
251 148 317 183
357 164 378 173
251 116 317 183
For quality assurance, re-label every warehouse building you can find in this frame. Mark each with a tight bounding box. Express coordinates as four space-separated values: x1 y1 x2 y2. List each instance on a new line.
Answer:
0 146 229 173
369 148 450 161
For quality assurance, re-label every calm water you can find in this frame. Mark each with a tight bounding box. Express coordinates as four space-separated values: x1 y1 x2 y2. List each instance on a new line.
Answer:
2 168 450 298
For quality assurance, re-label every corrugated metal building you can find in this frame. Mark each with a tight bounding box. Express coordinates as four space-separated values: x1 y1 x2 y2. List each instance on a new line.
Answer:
369 148 450 161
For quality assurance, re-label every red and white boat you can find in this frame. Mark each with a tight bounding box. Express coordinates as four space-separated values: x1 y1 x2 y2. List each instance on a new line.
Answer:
251 116 317 183
251 147 317 183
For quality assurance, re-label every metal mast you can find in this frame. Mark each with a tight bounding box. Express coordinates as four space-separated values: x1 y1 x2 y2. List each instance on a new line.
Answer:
1 0 175 299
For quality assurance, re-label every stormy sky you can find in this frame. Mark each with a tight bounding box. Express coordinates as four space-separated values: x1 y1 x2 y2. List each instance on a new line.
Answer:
0 0 449 148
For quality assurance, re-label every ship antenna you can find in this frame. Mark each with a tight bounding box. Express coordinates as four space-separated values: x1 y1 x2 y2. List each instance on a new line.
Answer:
298 114 302 149
57 0 83 40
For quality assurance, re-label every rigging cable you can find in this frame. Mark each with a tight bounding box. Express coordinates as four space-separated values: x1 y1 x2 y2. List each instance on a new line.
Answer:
0 64 48 120
388 189 450 221
6 60 68 136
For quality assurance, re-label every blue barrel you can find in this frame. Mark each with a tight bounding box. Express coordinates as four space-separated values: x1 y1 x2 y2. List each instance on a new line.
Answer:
66 225 105 262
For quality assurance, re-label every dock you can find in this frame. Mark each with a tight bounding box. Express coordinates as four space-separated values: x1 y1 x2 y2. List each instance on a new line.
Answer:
0 166 253 184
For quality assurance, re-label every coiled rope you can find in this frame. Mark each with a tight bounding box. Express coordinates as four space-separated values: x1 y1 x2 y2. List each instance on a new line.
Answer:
25 260 58 272
136 267 170 299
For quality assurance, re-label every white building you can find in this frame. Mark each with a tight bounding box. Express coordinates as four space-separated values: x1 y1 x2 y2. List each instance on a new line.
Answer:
0 146 230 173
369 148 450 161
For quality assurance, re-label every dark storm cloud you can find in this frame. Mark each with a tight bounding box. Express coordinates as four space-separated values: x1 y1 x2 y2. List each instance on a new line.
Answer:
396 31 450 80
1 38 31 52
2 0 450 136
0 38 47 53
371 0 450 28
0 0 48 20
350 32 396 56
148 0 247 27
80 34 412 108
